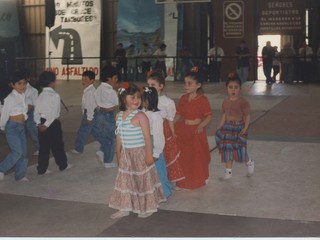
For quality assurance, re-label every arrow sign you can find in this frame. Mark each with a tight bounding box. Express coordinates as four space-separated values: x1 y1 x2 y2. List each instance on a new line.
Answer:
50 25 83 65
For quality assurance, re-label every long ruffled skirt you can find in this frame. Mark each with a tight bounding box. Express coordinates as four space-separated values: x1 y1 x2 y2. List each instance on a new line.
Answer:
175 123 211 190
163 120 185 182
215 121 249 162
109 147 166 214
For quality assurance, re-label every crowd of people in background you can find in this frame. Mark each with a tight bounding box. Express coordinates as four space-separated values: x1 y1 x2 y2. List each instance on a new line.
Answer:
110 40 320 85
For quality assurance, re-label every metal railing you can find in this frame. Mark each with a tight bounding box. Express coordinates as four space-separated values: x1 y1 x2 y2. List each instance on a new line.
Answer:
1 55 319 83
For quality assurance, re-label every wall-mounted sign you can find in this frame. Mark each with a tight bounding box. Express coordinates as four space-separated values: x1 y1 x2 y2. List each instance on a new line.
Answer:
46 0 101 80
223 1 244 38
258 0 306 35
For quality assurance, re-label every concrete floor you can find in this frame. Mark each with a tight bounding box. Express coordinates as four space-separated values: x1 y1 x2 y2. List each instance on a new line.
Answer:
0 80 320 237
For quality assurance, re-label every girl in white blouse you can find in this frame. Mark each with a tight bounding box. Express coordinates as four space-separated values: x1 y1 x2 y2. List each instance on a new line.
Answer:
142 86 172 198
0 71 29 181
147 71 185 185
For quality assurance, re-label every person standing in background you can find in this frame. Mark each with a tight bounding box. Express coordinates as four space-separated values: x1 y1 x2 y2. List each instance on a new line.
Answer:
235 40 250 84
262 41 275 85
272 46 281 83
23 69 40 155
279 42 296 84
126 44 138 81
298 40 313 84
140 43 152 77
114 43 127 81
153 43 167 78
208 43 224 82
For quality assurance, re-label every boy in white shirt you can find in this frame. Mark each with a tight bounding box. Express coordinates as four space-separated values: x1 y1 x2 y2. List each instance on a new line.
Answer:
71 71 97 154
23 69 40 155
0 70 29 181
34 71 70 175
92 66 118 168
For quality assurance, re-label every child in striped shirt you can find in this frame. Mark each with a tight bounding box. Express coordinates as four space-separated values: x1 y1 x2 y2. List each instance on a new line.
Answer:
109 83 165 219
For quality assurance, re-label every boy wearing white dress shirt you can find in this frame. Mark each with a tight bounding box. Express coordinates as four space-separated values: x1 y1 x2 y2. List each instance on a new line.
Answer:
23 69 40 155
92 66 118 168
34 71 70 175
0 71 29 181
71 71 97 154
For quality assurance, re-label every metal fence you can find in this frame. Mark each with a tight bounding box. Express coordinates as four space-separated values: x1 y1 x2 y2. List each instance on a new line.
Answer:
3 55 320 83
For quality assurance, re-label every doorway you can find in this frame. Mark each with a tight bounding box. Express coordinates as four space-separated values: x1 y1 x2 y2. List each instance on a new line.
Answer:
257 35 281 81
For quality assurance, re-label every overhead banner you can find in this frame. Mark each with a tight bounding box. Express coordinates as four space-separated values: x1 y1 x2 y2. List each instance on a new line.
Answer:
258 0 306 35
46 0 101 80
0 0 20 38
117 0 161 50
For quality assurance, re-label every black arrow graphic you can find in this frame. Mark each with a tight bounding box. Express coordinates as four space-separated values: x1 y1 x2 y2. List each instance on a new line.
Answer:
50 25 83 65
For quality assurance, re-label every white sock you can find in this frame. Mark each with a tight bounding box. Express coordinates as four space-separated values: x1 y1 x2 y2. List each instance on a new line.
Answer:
226 168 232 174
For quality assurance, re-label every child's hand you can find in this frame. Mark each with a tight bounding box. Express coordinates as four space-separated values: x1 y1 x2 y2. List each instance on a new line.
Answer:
195 125 204 134
86 120 92 125
38 124 48 132
240 128 247 135
145 155 154 166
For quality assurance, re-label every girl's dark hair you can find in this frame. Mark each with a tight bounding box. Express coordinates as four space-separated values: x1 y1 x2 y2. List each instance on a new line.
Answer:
82 70 95 80
226 72 241 87
147 71 165 86
11 70 27 84
118 83 141 111
142 87 159 112
100 65 118 82
39 71 56 87
184 70 204 93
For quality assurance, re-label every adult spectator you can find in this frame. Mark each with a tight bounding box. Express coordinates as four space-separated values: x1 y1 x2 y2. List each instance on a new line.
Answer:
262 41 275 84
235 40 250 84
298 40 313 84
178 46 193 81
153 43 167 77
278 42 296 84
140 43 152 76
208 43 224 82
126 44 138 81
272 46 281 83
114 43 127 81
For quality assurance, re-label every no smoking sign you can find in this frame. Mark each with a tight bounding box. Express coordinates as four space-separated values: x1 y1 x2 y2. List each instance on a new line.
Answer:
223 1 244 38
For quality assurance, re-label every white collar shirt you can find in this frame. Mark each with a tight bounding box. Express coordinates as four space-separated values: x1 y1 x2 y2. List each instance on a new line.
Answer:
158 95 176 121
94 82 118 108
299 46 313 62
34 87 60 127
0 90 28 130
82 84 97 121
208 47 224 62
144 110 165 158
25 82 38 106
153 49 166 62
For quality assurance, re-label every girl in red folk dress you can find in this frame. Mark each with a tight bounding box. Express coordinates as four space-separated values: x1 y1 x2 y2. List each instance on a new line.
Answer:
147 71 185 185
174 68 212 190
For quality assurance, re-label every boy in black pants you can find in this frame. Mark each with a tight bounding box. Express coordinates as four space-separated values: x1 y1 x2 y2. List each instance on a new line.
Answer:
34 71 71 175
